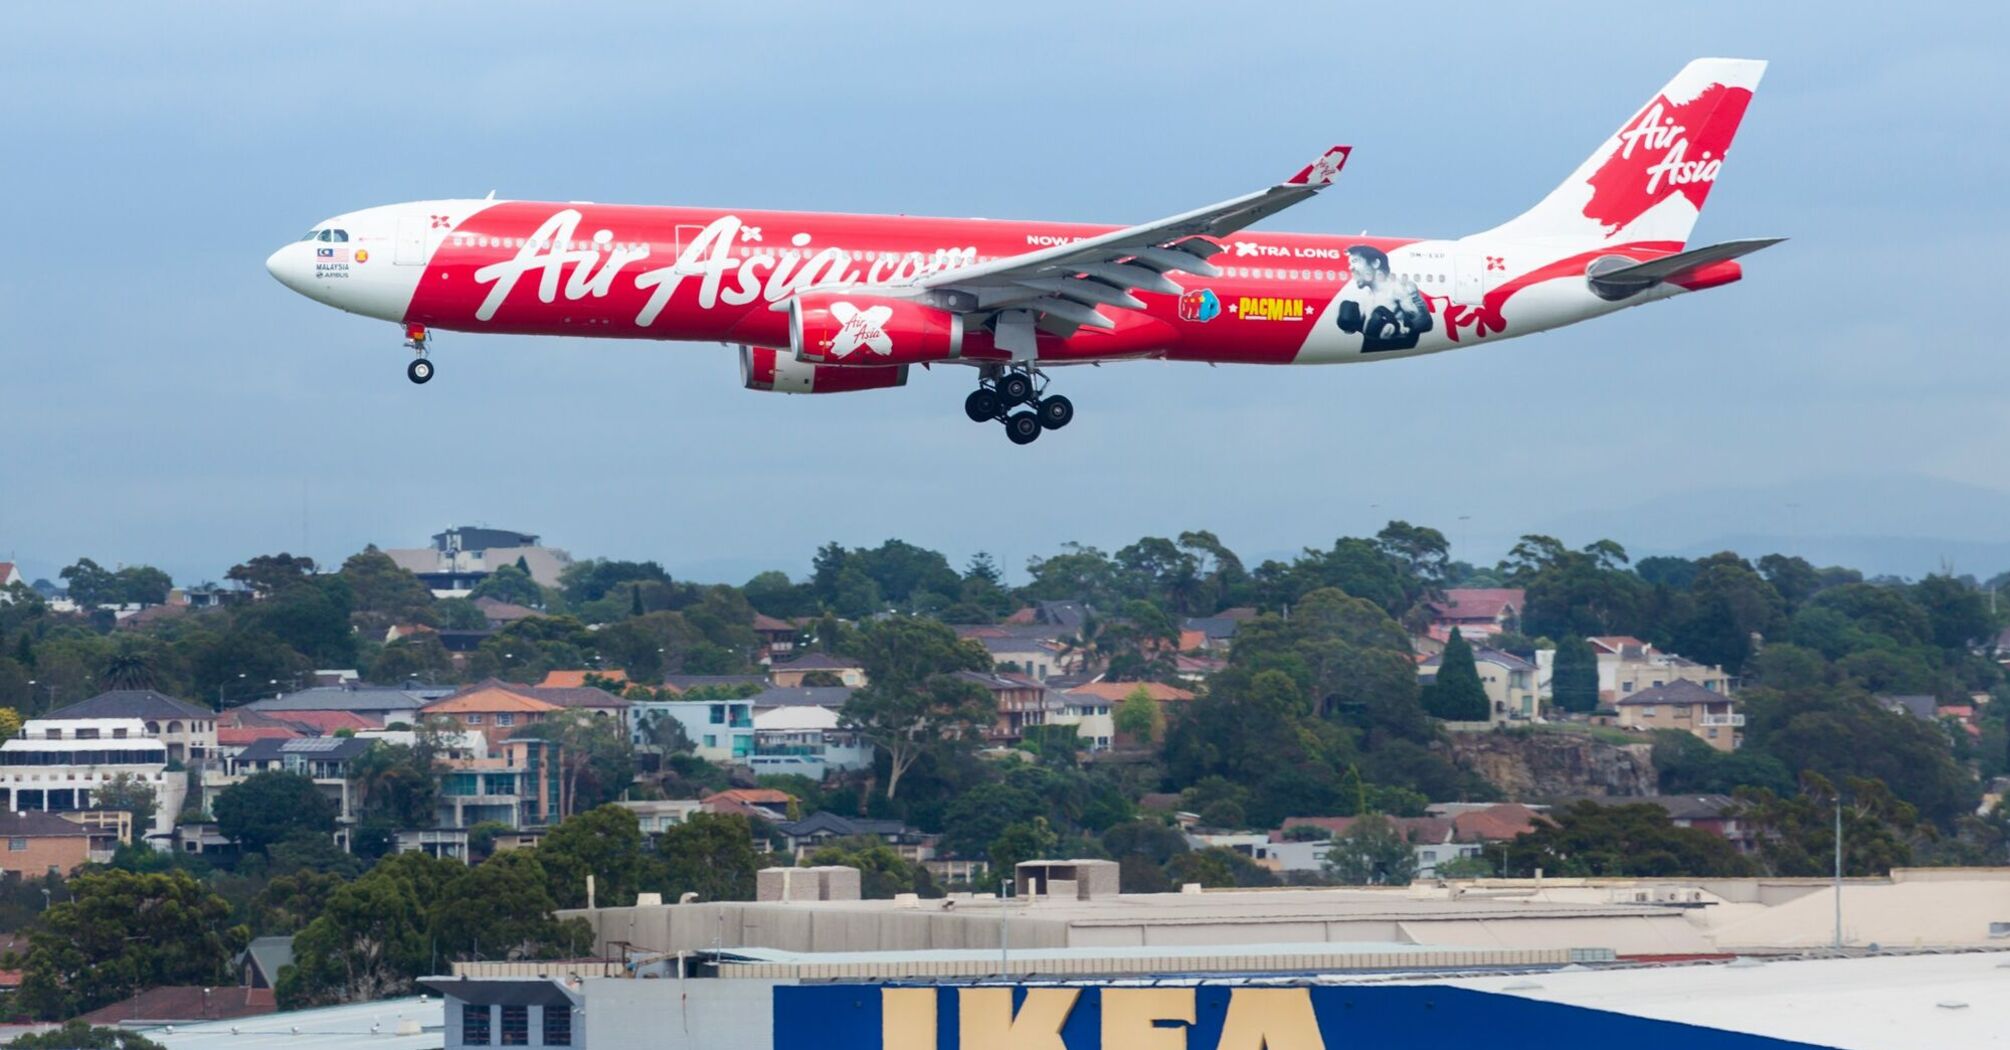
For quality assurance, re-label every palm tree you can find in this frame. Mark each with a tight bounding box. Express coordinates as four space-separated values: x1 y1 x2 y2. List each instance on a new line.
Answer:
1057 614 1111 675
100 648 162 692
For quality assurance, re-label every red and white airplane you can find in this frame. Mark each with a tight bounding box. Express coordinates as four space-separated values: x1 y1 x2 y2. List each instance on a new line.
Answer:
268 58 1774 444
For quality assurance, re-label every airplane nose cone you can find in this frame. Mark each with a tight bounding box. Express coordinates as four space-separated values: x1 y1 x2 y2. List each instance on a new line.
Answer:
265 244 310 294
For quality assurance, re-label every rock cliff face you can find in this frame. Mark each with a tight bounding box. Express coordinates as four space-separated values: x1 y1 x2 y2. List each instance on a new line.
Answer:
1448 730 1656 800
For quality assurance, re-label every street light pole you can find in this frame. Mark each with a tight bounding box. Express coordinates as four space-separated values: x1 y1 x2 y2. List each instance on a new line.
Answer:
1832 794 1843 951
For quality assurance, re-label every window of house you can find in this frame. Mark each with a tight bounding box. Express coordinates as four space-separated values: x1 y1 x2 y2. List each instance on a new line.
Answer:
466 714 484 725
463 1004 491 1046
710 704 725 724
8 838 26 851
496 713 514 727
703 734 716 748
543 1006 573 1046
499 1005 528 1046
1641 707 1656 718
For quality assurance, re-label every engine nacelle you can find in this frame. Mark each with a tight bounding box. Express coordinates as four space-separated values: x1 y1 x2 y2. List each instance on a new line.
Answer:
790 292 963 366
740 345 908 395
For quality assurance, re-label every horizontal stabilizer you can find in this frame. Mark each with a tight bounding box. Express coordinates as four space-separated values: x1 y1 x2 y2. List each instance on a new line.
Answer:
1592 237 1784 285
1591 233 1784 293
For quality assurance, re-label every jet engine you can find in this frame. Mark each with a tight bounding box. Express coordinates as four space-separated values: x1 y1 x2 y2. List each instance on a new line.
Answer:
790 293 963 366
740 345 908 394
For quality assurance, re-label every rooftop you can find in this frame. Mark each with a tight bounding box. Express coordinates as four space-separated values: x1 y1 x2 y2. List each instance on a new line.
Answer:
1616 679 1731 706
48 689 214 721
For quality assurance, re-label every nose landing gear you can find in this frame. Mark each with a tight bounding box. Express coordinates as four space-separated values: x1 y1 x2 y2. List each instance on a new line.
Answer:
404 324 434 385
965 366 1072 445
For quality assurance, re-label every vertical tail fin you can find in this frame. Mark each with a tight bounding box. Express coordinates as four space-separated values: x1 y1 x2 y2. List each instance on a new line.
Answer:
1482 58 1767 246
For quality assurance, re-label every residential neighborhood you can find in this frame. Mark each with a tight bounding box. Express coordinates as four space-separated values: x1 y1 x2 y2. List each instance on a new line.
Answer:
0 523 2002 1035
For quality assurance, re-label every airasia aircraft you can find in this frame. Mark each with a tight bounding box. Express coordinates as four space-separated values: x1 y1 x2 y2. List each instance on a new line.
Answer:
268 58 1774 445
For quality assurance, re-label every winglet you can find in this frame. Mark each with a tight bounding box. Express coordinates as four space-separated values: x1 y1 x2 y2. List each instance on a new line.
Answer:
1285 145 1351 187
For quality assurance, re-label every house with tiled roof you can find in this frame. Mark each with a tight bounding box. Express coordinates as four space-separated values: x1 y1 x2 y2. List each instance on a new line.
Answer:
1271 813 1497 879
0 811 94 877
772 811 936 863
703 788 795 821
954 671 1061 745
78 985 278 1026
421 685 563 750
1417 648 1542 724
1589 636 1732 704
539 668 630 691
48 690 217 762
0 562 22 591
1425 588 1525 641
1063 681 1195 705
1616 680 1743 751
769 652 867 688
752 613 799 663
426 679 629 745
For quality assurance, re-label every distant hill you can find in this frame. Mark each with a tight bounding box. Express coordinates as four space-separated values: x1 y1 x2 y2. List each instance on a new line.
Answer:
1538 473 2010 580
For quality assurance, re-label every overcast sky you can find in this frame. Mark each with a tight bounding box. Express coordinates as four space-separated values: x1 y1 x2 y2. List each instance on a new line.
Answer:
3 3 2005 586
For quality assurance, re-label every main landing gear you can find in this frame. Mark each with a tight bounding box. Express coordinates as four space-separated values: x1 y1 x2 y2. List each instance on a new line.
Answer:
404 323 434 384
965 366 1071 445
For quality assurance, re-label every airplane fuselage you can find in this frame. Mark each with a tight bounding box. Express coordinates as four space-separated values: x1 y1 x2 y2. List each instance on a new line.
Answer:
266 199 1704 367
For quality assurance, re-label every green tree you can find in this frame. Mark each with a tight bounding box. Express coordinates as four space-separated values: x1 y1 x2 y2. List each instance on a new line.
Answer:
527 709 635 814
1669 555 1786 673
431 851 584 962
7 1022 167 1049
1165 847 1278 888
225 553 317 596
279 851 462 1007
470 564 543 607
1322 815 1419 885
1734 774 1925 877
537 804 647 910
805 837 939 899
366 635 454 685
251 869 348 935
349 742 440 829
1504 801 1753 877
1425 628 1490 721
656 813 764 903
17 869 248 1019
1551 635 1600 714
1113 686 1163 744
214 771 337 853
339 548 438 632
1740 683 1975 824
838 617 993 799
988 818 1060 886
92 772 159 837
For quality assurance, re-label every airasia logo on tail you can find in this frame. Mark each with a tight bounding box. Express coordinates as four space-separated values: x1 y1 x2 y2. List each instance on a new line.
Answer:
1582 82 1752 234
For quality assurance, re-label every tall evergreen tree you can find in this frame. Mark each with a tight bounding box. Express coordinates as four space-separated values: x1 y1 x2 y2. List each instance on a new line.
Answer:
1426 628 1490 721
1552 635 1600 714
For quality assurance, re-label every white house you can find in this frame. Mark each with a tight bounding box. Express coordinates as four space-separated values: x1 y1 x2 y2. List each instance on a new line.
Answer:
630 698 756 764
0 718 185 837
748 706 871 781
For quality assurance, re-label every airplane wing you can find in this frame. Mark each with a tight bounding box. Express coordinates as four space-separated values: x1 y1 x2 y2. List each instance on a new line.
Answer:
920 146 1351 360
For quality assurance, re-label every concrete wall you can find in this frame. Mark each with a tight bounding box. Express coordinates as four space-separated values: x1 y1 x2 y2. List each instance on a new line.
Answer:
581 977 780 1050
560 902 1071 957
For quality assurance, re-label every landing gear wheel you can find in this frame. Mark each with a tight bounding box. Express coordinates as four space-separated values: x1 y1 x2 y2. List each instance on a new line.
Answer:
997 372 1034 404
965 388 1002 422
1037 395 1074 430
1004 412 1042 445
407 358 434 385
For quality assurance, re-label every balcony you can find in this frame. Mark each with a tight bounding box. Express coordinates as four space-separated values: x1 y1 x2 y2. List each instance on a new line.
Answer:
1700 713 1746 727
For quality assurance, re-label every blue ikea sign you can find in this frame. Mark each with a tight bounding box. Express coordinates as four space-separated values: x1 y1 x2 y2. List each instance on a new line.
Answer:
775 983 1829 1050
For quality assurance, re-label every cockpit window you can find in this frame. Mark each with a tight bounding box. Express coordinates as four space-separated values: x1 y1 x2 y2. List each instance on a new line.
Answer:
328 229 349 242
301 228 350 242
300 230 321 242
